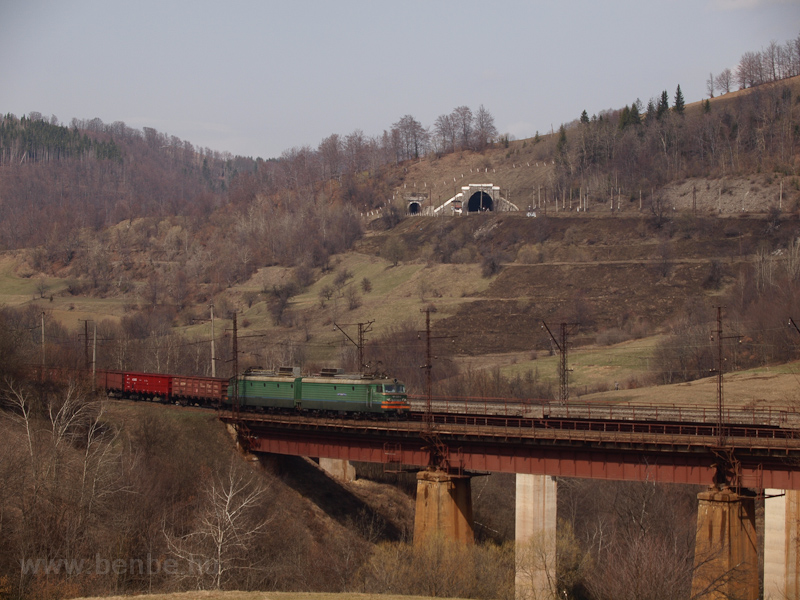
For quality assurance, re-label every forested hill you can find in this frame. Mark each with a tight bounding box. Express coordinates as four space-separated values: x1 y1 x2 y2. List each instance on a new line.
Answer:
0 114 265 253
1 69 800 289
0 115 122 163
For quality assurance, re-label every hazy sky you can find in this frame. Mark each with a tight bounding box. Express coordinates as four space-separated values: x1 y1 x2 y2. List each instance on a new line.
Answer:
2 0 799 160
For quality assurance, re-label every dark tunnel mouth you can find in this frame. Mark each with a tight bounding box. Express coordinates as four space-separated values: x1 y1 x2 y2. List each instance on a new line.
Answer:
408 202 421 215
468 191 493 212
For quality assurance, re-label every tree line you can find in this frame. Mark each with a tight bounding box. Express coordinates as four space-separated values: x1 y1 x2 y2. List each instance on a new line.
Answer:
555 75 797 209
0 114 122 165
708 32 800 97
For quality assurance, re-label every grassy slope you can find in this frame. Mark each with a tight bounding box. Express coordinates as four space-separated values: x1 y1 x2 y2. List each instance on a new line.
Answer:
74 593 467 600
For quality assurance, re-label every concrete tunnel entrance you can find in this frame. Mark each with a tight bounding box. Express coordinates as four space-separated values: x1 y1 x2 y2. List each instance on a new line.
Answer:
468 191 493 212
408 202 421 215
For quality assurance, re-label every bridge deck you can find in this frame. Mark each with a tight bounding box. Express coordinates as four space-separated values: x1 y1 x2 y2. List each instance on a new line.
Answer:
221 408 800 489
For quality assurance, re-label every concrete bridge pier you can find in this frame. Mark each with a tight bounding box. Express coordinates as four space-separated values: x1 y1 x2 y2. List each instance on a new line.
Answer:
515 474 557 600
413 469 474 545
691 487 759 600
318 458 356 482
764 489 800 599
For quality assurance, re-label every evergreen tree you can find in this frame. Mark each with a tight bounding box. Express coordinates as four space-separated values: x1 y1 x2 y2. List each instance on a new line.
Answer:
656 91 669 120
629 100 641 124
645 100 656 123
619 106 631 130
673 84 685 115
580 110 589 125
556 124 567 156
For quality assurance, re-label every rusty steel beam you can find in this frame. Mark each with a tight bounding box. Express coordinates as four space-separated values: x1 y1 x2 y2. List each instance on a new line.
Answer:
224 412 800 489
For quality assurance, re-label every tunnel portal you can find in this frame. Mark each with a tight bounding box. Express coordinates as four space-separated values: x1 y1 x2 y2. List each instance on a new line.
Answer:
468 191 494 212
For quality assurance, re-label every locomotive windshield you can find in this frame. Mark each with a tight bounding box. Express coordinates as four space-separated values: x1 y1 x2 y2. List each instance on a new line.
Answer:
384 384 405 393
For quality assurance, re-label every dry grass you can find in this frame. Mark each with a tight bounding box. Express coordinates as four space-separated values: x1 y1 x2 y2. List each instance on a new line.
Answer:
229 251 492 364
582 360 800 409
0 253 129 328
73 592 466 600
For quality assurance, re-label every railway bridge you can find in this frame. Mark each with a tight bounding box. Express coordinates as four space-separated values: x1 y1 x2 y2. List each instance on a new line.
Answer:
221 398 800 600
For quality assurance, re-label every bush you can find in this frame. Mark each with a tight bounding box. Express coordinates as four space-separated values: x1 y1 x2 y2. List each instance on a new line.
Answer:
702 259 724 289
382 237 407 266
293 263 316 288
481 252 506 277
516 244 544 264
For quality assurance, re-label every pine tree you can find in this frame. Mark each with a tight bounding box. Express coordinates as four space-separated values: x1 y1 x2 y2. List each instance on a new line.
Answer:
656 91 669 120
646 99 657 123
580 110 589 125
619 106 631 130
629 100 641 124
556 124 567 156
673 84 685 115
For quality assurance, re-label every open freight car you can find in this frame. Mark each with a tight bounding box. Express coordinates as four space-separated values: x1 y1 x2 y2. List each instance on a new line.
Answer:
95 369 226 406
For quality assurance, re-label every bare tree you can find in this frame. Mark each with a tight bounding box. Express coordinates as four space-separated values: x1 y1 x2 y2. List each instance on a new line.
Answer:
433 113 456 154
706 72 715 98
715 68 732 94
382 236 407 267
164 460 273 589
318 133 343 180
737 51 764 89
392 116 428 161
473 105 498 151
344 129 368 173
764 39 781 82
452 106 473 150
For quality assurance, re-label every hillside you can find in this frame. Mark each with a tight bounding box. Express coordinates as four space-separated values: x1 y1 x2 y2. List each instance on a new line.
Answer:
2 67 800 600
0 202 795 398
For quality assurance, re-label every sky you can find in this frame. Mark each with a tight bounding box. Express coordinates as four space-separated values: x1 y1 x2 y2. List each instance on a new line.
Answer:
2 0 799 160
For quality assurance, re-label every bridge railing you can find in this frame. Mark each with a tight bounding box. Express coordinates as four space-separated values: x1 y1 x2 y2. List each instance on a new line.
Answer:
407 395 800 428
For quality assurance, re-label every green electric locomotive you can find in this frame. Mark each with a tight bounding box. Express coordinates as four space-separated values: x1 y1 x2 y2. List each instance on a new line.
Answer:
226 367 409 416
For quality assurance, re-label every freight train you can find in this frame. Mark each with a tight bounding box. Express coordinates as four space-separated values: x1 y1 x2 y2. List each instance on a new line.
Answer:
94 366 410 416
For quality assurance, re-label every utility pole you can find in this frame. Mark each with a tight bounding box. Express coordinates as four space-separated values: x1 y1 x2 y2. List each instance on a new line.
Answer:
716 308 724 446
542 321 578 403
79 319 92 371
92 321 97 384
232 312 239 420
210 304 216 377
711 307 741 448
41 311 45 377
422 308 433 425
418 307 455 469
334 320 374 372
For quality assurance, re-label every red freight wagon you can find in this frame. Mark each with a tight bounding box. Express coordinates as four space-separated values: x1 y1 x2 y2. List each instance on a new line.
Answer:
124 372 172 399
172 375 227 403
96 369 124 393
